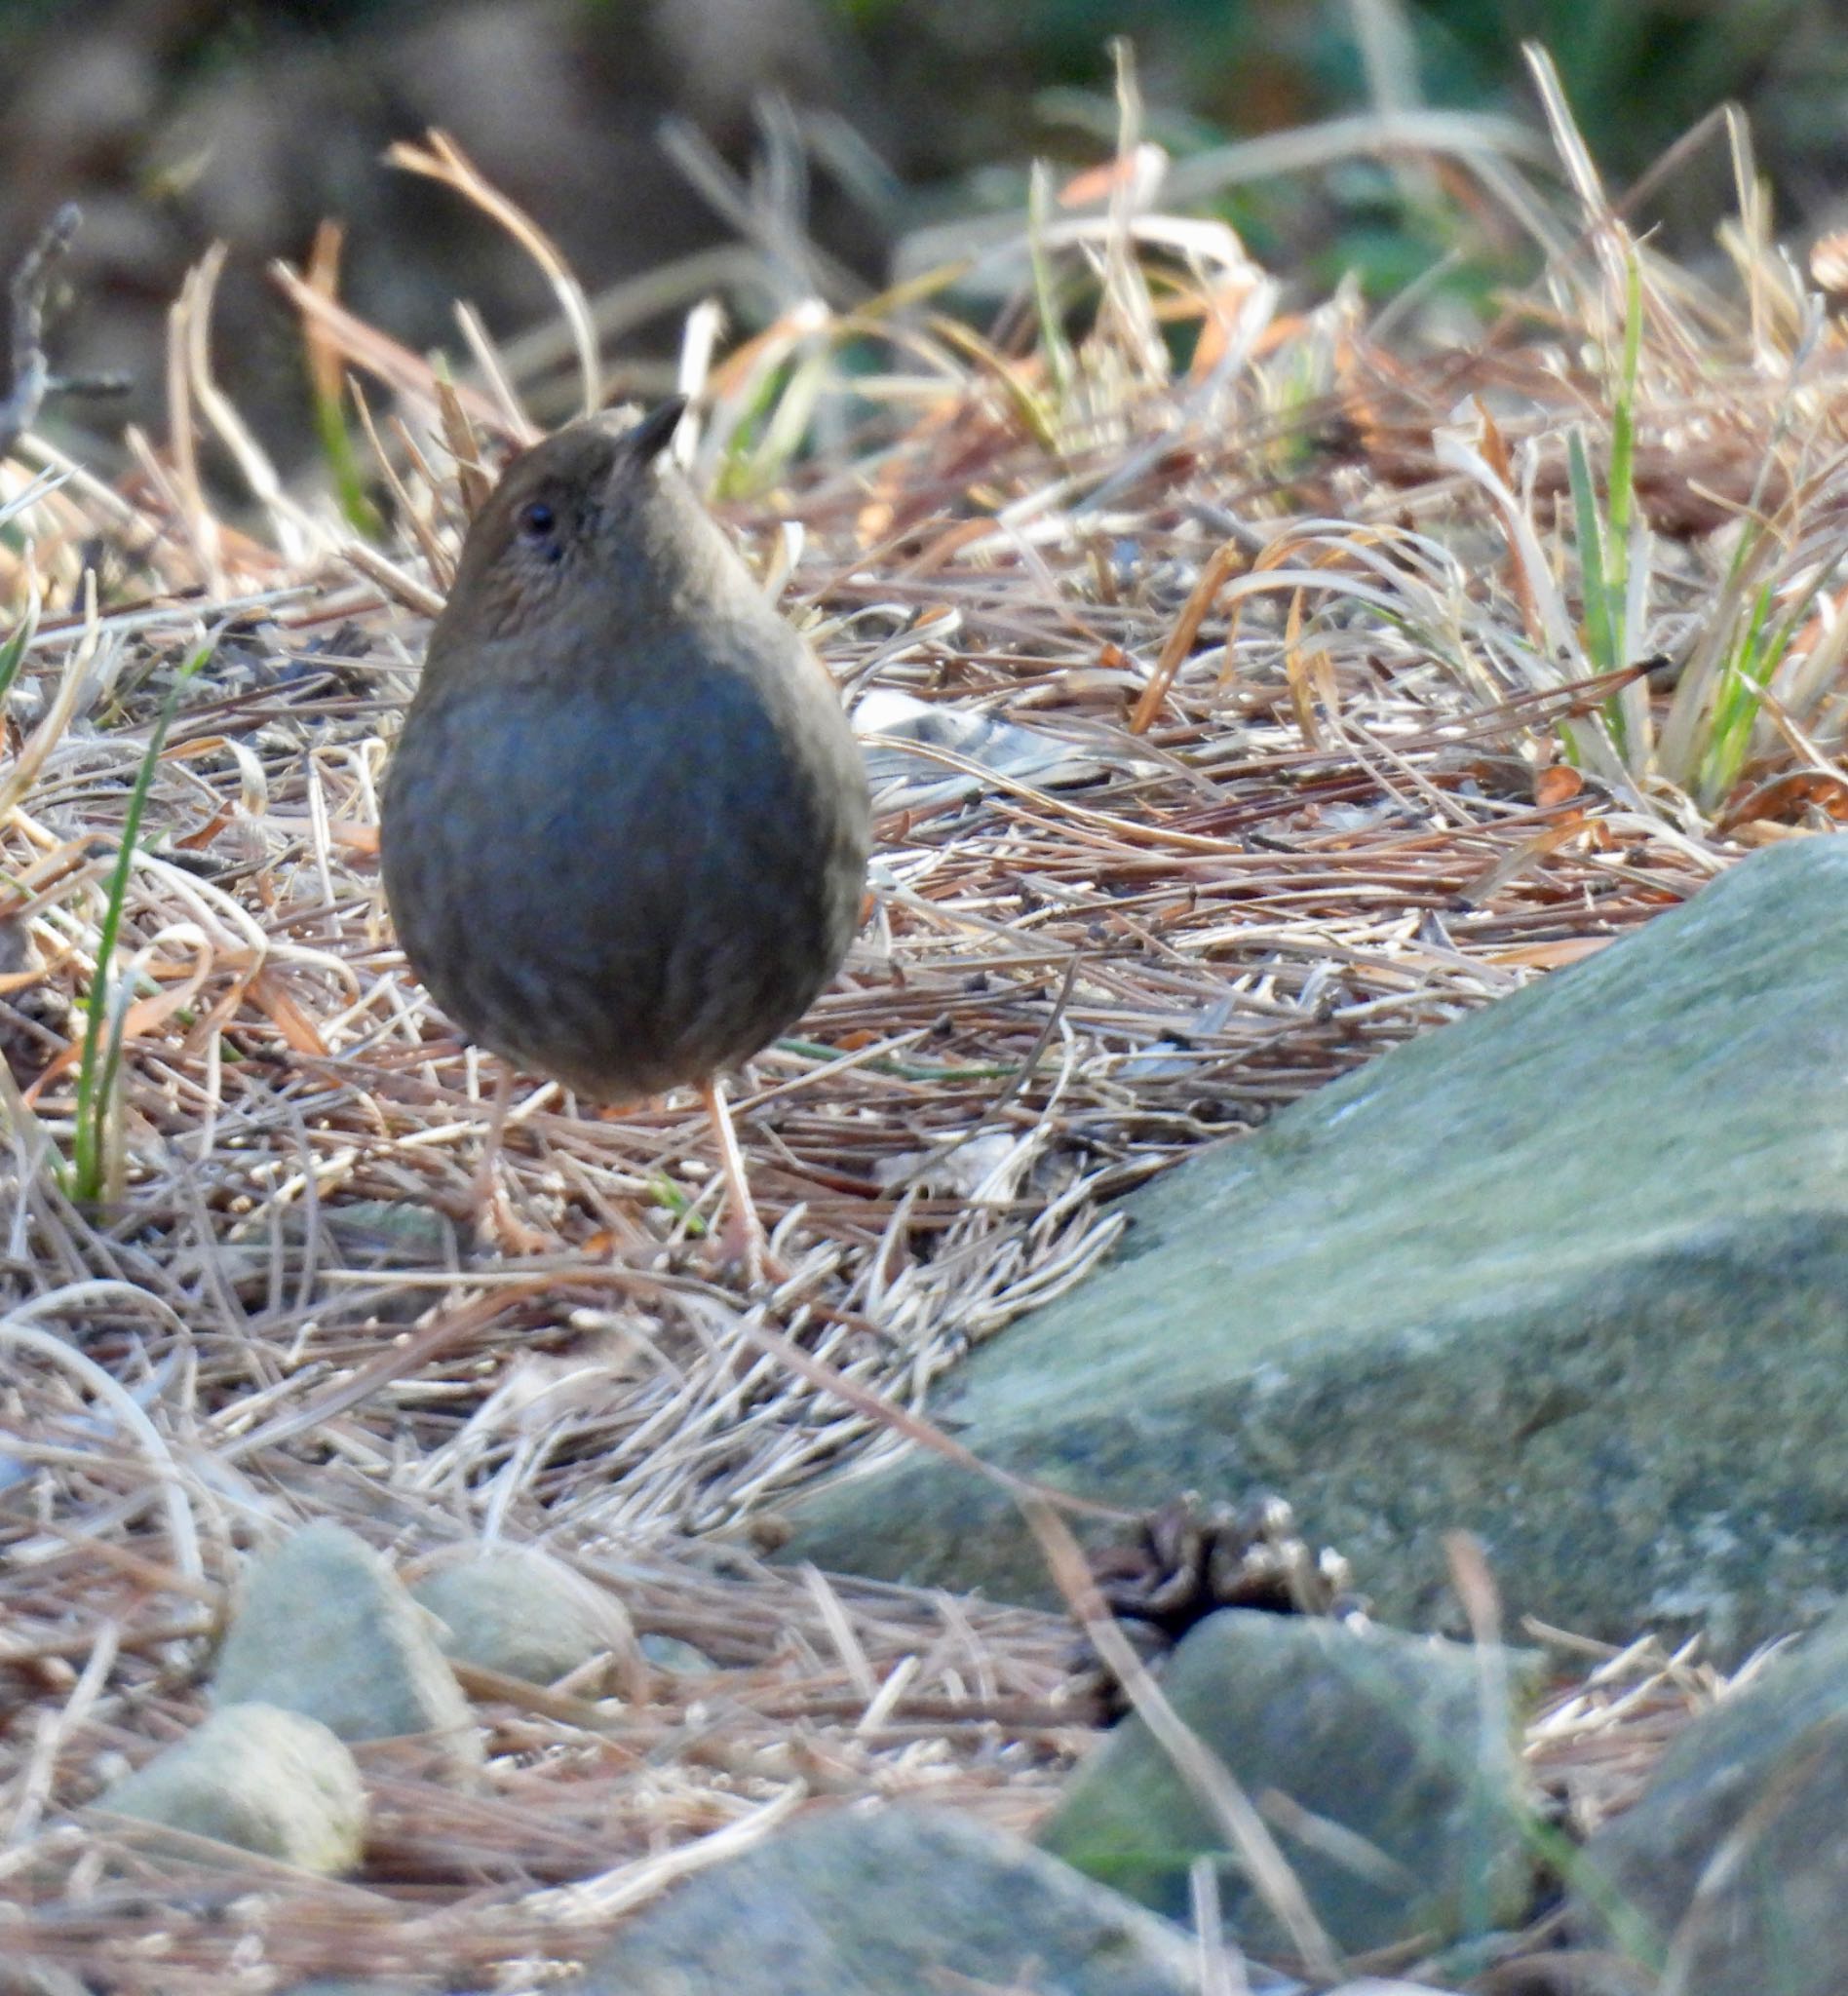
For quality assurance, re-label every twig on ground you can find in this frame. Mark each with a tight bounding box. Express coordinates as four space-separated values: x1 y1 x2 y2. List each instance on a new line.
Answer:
0 204 80 461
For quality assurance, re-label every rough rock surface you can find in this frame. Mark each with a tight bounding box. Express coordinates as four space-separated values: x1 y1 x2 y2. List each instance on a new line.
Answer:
787 839 1848 1657
96 1702 365 1872
573 1802 1211 1995
1569 1597 1848 1993
1040 1610 1539 1955
212 1521 477 1757
411 1547 632 1686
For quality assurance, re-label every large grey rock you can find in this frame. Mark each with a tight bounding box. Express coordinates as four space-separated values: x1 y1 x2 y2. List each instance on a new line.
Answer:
1569 1597 1848 1993
574 1803 1210 1995
212 1522 477 1758
787 838 1848 1657
96 1703 365 1872
1040 1611 1538 1956
410 1547 633 1686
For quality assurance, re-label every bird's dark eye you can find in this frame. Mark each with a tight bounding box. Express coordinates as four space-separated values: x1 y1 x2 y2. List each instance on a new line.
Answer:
519 500 557 542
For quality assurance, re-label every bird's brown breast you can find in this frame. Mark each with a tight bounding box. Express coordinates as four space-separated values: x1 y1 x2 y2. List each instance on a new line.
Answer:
382 627 867 1101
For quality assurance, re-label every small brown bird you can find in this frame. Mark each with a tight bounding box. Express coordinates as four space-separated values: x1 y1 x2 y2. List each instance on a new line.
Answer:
380 399 871 1274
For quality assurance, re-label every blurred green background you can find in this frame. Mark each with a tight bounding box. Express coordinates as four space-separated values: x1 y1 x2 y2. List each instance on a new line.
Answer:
2 0 1842 450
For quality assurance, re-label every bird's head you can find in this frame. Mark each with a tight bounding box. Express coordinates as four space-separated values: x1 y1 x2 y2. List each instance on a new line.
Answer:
428 398 744 668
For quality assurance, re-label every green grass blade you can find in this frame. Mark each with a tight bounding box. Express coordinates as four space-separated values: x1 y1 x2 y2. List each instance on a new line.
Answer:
0 588 39 710
1599 250 1642 725
314 388 384 539
1566 427 1615 676
1694 584 1776 810
1604 251 1641 573
67 631 219 1205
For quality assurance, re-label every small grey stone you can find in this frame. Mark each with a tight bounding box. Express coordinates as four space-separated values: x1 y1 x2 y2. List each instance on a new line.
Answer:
96 1702 365 1873
212 1522 477 1758
411 1548 632 1685
322 1197 457 1266
1570 1596 1848 1993
1324 1986 1450 1995
637 1631 714 1673
279 1984 423 1995
1038 1610 1539 1956
0 1966 93 1996
280 1984 449 1996
785 837 1848 1661
217 1200 457 1328
224 1198 456 1274
575 1803 1204 1995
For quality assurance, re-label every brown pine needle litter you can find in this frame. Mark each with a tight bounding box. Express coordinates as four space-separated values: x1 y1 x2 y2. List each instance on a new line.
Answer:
4 58 1847 1990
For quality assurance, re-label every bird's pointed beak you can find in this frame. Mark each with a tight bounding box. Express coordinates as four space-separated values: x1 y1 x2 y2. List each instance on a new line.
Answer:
623 396 689 466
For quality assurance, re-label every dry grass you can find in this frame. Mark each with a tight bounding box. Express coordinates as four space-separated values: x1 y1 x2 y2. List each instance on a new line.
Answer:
3 58 1846 1990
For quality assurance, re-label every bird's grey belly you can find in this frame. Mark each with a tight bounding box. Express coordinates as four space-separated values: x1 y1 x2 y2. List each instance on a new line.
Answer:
381 681 862 1100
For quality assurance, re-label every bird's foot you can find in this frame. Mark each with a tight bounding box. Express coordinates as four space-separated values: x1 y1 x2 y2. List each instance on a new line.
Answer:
462 1064 553 1256
708 1200 789 1290
472 1172 555 1257
466 1133 549 1254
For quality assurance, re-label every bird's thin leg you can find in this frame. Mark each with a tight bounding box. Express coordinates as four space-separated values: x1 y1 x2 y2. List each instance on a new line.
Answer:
469 1062 514 1213
471 1063 548 1253
701 1075 772 1286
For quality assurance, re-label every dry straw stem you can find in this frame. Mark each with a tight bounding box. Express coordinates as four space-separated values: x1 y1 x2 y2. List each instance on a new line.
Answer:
386 129 603 421
1 75 1845 1991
